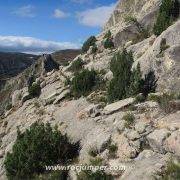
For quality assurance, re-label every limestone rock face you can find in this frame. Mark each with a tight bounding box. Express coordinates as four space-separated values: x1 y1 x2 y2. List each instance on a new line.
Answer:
130 20 180 92
104 0 161 31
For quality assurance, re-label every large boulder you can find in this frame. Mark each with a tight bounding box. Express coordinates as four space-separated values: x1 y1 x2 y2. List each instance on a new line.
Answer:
121 150 171 180
147 129 171 153
104 98 135 115
11 90 22 107
164 130 180 156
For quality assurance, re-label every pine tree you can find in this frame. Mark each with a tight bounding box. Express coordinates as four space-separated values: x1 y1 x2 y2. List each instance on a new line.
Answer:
82 36 97 53
154 0 180 36
108 50 134 102
142 71 157 97
128 63 144 96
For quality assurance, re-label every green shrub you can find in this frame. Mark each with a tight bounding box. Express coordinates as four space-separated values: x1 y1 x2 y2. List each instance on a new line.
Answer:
153 0 180 36
142 71 157 97
124 16 150 43
104 38 114 49
156 93 174 113
157 38 170 57
77 157 113 180
108 50 134 102
104 30 114 49
69 58 84 72
71 69 97 97
123 112 135 128
135 94 146 103
64 77 71 86
108 144 118 158
88 148 99 157
175 92 180 100
82 36 97 53
128 63 144 97
6 103 12 111
35 171 68 180
104 30 112 39
148 93 160 102
28 82 41 98
4 122 80 179
124 16 137 24
92 45 98 53
162 160 180 180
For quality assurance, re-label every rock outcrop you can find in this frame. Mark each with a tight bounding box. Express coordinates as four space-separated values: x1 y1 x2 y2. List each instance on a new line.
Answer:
0 0 179 179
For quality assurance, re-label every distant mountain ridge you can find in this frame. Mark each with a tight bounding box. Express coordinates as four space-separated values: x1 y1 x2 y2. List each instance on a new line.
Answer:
0 52 39 80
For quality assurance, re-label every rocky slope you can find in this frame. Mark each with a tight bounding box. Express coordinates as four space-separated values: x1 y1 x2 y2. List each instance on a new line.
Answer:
0 50 80 115
0 0 179 179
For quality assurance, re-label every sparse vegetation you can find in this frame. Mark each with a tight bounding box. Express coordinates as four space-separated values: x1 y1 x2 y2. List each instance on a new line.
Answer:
88 147 99 157
153 0 180 36
161 160 180 180
4 122 80 179
69 58 84 72
71 69 97 97
148 93 160 102
157 38 170 57
123 112 135 128
135 94 146 103
108 143 118 158
125 16 150 43
77 157 113 180
82 36 97 53
154 93 175 113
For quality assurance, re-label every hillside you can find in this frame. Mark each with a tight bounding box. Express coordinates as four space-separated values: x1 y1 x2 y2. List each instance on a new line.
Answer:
0 0 179 179
0 50 80 115
0 52 39 80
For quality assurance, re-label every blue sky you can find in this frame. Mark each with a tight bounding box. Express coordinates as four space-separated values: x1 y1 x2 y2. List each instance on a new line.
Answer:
0 0 117 54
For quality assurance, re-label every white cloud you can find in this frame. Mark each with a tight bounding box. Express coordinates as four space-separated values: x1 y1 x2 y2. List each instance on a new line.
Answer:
77 3 116 27
13 5 36 18
0 36 80 54
53 9 69 19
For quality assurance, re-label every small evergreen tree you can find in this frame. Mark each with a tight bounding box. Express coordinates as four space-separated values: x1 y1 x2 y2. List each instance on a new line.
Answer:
128 63 144 96
92 45 98 53
104 30 114 49
28 82 41 98
82 36 97 53
108 50 134 102
104 30 112 39
104 38 114 49
141 71 157 97
153 0 180 36
71 69 97 97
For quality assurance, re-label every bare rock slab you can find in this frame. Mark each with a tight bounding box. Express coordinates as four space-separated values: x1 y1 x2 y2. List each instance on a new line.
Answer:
147 129 171 153
164 130 180 156
104 98 135 115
